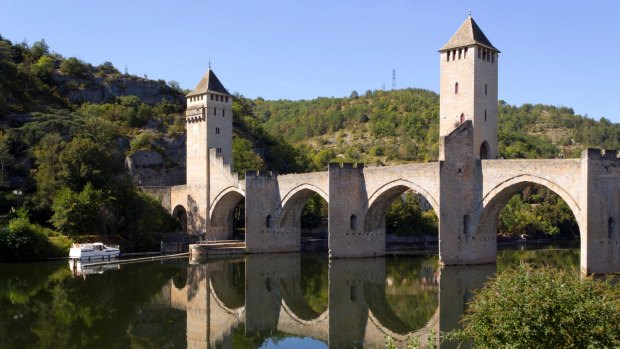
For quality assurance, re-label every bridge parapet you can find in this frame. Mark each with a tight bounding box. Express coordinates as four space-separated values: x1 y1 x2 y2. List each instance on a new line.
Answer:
583 147 619 161
245 170 279 177
328 162 365 170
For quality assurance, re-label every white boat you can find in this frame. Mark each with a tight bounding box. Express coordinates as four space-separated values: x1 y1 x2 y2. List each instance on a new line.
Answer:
69 242 120 260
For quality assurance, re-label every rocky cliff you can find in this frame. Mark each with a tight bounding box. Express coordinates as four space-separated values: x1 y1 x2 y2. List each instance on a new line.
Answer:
52 73 185 106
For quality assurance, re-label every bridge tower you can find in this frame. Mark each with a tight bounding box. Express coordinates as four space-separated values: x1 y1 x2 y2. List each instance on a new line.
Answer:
184 69 233 234
438 16 500 266
439 15 499 160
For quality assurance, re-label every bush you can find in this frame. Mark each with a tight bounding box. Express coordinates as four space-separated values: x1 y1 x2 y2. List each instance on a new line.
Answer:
0 215 50 261
48 235 73 258
130 133 154 152
59 57 86 77
449 264 620 348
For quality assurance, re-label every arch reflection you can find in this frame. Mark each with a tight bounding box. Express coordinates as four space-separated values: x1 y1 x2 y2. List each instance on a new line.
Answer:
159 254 495 348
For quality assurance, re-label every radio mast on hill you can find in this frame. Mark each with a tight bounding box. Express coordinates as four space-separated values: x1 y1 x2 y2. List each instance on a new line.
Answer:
392 69 396 90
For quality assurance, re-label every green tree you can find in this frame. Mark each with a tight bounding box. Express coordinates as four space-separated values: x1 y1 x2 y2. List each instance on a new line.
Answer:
58 137 111 190
449 264 620 348
59 57 86 77
50 183 110 236
0 132 13 185
0 211 50 261
97 61 119 75
232 137 264 174
32 55 55 81
29 39 49 60
32 133 66 208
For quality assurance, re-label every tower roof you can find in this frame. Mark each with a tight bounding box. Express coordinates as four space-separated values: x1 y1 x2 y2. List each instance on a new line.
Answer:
440 16 499 52
187 69 231 97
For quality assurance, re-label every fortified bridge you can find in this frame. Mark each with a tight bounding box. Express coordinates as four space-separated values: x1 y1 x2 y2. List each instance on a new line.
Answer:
145 16 620 274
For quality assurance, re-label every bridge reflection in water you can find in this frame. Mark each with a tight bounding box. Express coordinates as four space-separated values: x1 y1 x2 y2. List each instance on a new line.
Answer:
159 254 495 349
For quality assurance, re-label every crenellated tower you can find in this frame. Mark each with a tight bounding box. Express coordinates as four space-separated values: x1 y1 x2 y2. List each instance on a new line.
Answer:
439 15 499 160
185 69 233 187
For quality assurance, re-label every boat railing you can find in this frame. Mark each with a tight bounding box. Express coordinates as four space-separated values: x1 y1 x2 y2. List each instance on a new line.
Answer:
105 244 120 250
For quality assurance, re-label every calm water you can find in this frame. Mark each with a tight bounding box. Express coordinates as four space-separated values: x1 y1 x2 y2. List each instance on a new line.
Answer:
0 246 580 349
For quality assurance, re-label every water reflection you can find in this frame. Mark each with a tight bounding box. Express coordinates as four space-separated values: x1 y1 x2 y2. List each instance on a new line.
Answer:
0 248 582 349
68 260 120 278
163 254 494 348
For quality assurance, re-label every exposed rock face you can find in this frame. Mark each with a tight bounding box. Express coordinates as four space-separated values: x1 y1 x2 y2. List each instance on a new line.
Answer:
125 149 185 186
52 73 185 106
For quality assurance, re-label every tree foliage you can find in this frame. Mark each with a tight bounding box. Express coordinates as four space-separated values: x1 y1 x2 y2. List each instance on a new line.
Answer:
0 210 50 261
449 264 620 348
498 187 578 239
50 183 110 236
386 191 438 236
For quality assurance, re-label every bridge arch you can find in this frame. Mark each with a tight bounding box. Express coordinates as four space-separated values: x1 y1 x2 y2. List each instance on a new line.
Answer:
210 187 246 240
279 184 329 245
477 174 582 237
364 179 439 233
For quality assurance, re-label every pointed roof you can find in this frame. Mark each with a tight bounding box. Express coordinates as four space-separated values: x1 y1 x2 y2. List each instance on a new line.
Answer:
187 69 230 97
440 16 499 52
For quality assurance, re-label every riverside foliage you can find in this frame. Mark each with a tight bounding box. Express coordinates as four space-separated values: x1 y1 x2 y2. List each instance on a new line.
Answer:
447 264 620 348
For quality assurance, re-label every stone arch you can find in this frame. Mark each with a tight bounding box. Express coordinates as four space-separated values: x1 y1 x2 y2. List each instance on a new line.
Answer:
477 175 581 238
480 140 489 160
172 205 187 233
278 184 329 241
364 179 439 233
280 184 328 212
209 187 245 240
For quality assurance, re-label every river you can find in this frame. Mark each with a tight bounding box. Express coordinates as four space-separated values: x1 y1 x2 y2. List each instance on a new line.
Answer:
0 244 580 348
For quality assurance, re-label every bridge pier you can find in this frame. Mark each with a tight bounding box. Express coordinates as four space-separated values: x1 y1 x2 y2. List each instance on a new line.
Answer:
245 171 300 253
439 121 495 266
580 149 620 274
328 163 385 258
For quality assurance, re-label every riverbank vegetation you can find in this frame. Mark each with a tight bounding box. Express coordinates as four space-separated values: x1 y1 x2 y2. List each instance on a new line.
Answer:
447 264 620 348
1 35 618 261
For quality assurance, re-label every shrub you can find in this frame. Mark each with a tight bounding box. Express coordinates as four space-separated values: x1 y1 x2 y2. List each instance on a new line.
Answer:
0 214 50 261
59 57 86 77
130 133 154 152
32 55 55 81
48 235 73 258
449 264 620 348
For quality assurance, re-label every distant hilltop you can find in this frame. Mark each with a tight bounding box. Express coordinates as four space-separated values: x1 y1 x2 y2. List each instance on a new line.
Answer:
0 35 185 114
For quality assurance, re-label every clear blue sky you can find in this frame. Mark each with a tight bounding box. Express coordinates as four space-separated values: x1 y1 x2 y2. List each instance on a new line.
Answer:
1 1 619 122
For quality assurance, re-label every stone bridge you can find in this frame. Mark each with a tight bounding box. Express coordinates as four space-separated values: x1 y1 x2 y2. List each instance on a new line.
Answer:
150 121 620 275
158 254 486 348
144 16 620 274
